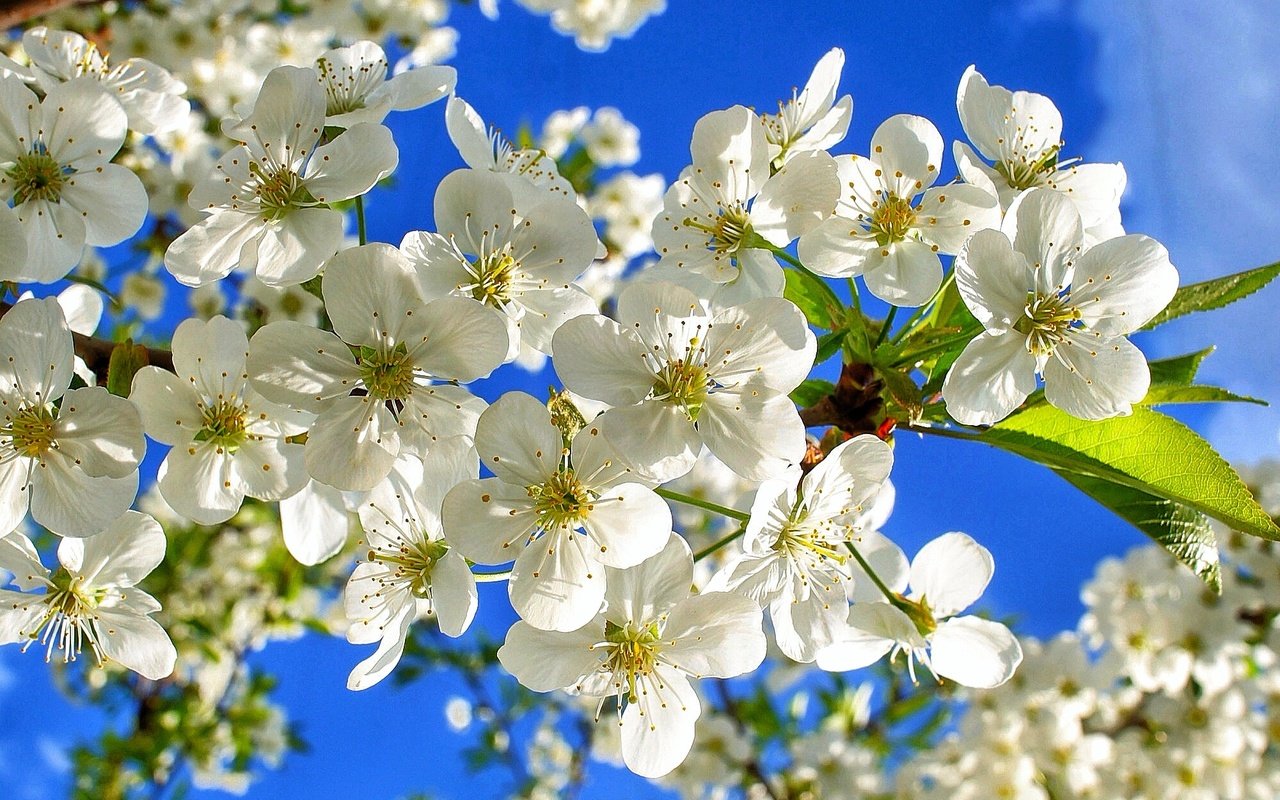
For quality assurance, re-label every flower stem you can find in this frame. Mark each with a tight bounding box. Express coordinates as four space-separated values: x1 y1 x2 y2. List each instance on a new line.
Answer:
472 568 512 583
693 524 748 562
846 540 913 612
892 270 955 345
355 194 368 246
874 305 898 349
655 487 751 522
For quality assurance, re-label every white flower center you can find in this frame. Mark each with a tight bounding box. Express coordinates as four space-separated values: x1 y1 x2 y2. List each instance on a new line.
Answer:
996 144 1060 191
359 344 416 402
868 194 917 245
1014 292 1083 357
601 619 662 704
651 358 710 420
366 536 449 599
531 468 594 530
317 54 387 116
468 251 518 307
685 204 753 255
5 403 58 459
18 568 107 666
196 399 249 450
8 149 67 205
247 162 315 221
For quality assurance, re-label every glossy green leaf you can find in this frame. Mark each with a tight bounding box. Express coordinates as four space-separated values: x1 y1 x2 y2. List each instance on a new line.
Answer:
1147 347 1215 386
791 378 835 407
1055 470 1221 592
981 405 1280 540
784 268 842 330
1142 261 1280 330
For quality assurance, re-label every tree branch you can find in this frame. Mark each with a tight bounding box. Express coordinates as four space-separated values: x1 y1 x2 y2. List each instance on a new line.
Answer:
0 0 99 29
0 300 173 382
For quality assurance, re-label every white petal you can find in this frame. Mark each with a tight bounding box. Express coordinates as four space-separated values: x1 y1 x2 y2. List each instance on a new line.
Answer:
280 479 350 565
43 78 126 167
233 438 307 501
1043 334 1150 420
663 592 766 677
908 532 993 618
30 454 136 538
346 603 413 691
445 96 497 170
551 315 651 407
59 164 147 246
941 331 1037 426
163 210 262 288
95 605 176 680
915 182 1001 254
432 550 478 637
253 208 345 287
54 386 145 478
247 321 362 413
698 388 805 481
621 667 699 779
796 215 878 278
930 616 1023 688
848 530 910 602
474 392 559 486
689 106 770 202
861 238 943 308
582 483 671 569
751 150 840 246
406 296 510 382
955 228 1032 331
15 199 85 282
1070 234 1179 336
64 510 164 588
815 603 911 672
604 532 691 624
0 296 73 401
170 315 250 400
303 123 398 203
870 114 943 196
441 478 537 564
1004 188 1083 294
509 529 605 632
305 395 399 491
705 297 816 393
596 402 700 485
158 441 242 525
497 619 602 692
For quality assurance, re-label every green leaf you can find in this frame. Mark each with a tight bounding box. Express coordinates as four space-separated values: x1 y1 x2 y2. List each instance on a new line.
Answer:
1147 347 1215 386
1143 260 1280 330
791 378 835 407
784 268 842 330
1140 384 1266 406
1055 470 1222 592
981 405 1280 540
105 340 150 398
815 330 845 363
877 366 922 420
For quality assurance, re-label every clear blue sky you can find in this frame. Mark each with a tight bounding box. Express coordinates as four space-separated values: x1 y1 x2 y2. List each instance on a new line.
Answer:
3 1 1278 797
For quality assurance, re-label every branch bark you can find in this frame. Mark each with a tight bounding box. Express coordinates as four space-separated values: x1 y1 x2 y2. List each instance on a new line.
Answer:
0 299 173 382
0 0 98 29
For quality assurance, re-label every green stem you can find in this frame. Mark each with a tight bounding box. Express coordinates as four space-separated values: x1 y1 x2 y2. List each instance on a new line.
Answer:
890 330 976 367
874 305 898 349
655 487 751 522
892 271 955 345
766 242 845 312
846 540 908 609
904 422 984 443
472 568 512 583
693 524 748 562
355 194 368 246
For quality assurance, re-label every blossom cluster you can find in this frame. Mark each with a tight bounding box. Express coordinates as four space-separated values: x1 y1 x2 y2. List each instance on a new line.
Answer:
0 19 1197 786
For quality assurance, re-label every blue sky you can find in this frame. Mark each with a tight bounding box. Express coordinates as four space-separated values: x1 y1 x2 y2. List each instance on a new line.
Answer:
4 0 1279 797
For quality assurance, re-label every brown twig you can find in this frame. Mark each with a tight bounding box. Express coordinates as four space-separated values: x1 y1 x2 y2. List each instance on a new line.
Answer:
0 0 98 28
0 300 173 382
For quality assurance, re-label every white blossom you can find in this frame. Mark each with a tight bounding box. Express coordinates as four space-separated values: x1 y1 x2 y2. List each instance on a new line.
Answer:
0 511 176 680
